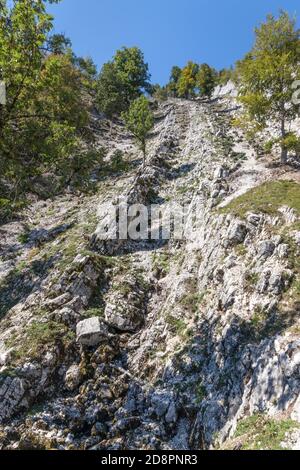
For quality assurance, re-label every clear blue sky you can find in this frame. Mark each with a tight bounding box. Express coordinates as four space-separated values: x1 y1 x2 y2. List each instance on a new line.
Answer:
48 0 299 84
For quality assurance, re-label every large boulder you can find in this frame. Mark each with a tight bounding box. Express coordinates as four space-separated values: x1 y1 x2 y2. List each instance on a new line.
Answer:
76 317 109 347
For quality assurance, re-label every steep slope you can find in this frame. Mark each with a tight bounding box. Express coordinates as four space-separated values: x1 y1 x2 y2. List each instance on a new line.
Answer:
0 94 300 450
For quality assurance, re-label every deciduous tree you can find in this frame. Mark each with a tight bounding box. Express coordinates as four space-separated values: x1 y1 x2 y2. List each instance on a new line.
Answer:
197 63 217 98
236 11 300 164
122 96 154 166
96 47 151 117
177 62 199 98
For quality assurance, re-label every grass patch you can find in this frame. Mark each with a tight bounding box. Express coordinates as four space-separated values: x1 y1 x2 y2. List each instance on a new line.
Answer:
233 414 299 450
177 277 207 315
240 306 294 343
17 232 30 245
81 307 105 319
7 320 75 363
180 291 206 314
0 368 18 385
235 244 247 257
231 151 247 162
221 180 300 218
166 315 188 337
152 252 171 278
279 233 300 310
244 271 259 290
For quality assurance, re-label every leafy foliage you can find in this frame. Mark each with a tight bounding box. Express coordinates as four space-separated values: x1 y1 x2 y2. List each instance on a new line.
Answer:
197 63 217 97
122 96 154 165
0 0 98 219
168 66 182 97
96 47 151 117
177 61 199 98
235 11 300 163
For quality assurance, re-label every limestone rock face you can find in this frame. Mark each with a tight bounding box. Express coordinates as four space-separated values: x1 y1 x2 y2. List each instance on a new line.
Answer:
104 274 148 332
0 95 300 451
76 318 109 346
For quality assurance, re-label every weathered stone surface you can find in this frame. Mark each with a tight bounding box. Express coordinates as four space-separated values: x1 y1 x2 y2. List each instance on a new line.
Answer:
0 96 300 451
257 240 275 259
224 222 248 247
65 364 83 391
104 274 147 332
76 318 109 346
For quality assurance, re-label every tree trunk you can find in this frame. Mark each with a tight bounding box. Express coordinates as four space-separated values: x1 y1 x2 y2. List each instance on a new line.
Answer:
281 146 288 165
142 140 146 168
280 115 288 165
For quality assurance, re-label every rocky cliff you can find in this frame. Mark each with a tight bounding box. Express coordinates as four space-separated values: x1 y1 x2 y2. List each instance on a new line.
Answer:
0 90 300 450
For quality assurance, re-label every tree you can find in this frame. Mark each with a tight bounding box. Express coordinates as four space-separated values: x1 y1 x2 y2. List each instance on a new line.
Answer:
0 0 94 214
114 47 151 100
96 62 129 118
217 67 236 86
150 84 168 101
197 63 217 98
47 33 72 55
177 61 199 98
168 66 182 97
236 11 300 164
96 47 151 117
122 96 154 166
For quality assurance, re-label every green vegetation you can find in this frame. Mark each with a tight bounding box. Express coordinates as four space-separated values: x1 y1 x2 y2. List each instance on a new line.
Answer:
241 303 297 344
180 291 206 314
82 308 105 319
221 181 300 218
1 4 298 224
177 62 199 98
110 150 130 173
0 0 100 220
235 244 247 257
17 232 30 245
279 232 300 312
197 63 218 98
235 11 300 164
233 414 299 450
0 368 18 385
0 255 54 319
244 271 259 290
96 46 151 118
217 67 236 86
7 320 75 363
165 315 188 337
151 252 171 278
167 66 182 97
122 96 154 166
195 384 207 404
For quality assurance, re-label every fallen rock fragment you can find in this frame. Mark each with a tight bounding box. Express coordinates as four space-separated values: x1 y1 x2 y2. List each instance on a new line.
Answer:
76 317 109 347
